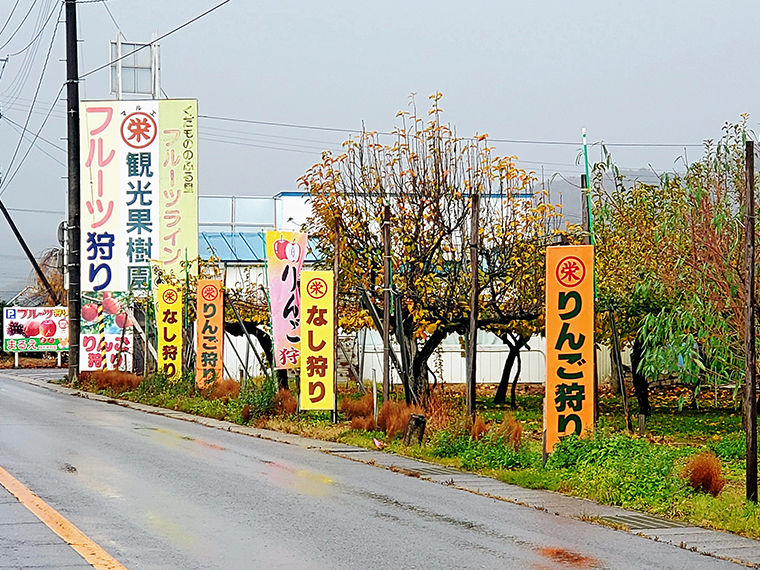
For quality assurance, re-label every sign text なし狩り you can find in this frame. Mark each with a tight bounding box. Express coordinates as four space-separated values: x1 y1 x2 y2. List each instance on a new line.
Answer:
299 270 335 412
157 284 182 379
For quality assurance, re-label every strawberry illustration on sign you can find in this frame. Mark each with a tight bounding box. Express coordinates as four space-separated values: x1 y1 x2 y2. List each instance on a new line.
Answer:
273 237 302 263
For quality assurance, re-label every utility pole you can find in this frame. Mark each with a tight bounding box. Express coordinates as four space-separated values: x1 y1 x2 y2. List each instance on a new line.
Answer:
382 204 391 403
65 0 81 381
745 139 757 503
466 190 480 417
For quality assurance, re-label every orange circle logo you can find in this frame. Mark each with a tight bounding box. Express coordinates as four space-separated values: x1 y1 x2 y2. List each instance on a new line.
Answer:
556 256 586 288
201 284 219 302
306 277 328 299
162 288 178 304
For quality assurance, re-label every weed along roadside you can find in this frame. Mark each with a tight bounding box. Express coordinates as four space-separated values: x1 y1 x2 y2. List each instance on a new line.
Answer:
63 370 760 541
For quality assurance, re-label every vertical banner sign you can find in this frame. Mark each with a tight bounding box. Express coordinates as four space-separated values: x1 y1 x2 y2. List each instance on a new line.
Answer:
196 279 223 388
266 231 308 369
159 100 198 278
157 284 182 379
120 100 159 292
80 99 198 373
79 293 133 371
545 246 595 453
299 271 335 411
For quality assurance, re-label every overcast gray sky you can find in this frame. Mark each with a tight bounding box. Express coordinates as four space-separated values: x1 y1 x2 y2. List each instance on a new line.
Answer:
0 0 758 297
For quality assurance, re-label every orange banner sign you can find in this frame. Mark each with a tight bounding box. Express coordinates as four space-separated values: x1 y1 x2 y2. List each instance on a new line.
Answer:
299 271 335 411
544 246 595 454
196 279 224 388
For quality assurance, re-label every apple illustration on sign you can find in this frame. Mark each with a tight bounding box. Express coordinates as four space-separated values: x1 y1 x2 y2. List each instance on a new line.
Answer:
39 319 56 337
115 313 131 329
81 303 98 322
23 320 40 337
102 292 121 315
273 237 301 263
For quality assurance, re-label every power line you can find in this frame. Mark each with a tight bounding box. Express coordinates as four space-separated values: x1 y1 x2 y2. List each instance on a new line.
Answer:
199 134 324 155
198 129 342 152
5 0 59 58
0 0 22 39
200 113 387 135
0 3 62 195
0 0 40 51
80 0 232 79
0 83 65 196
1 119 66 167
102 1 123 36
199 113 704 148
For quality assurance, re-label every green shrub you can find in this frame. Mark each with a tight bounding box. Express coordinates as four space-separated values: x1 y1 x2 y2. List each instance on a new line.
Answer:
548 432 690 512
430 430 537 470
708 435 745 462
239 374 277 419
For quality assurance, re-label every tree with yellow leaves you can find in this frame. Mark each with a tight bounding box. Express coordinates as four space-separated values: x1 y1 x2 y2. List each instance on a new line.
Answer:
301 94 561 405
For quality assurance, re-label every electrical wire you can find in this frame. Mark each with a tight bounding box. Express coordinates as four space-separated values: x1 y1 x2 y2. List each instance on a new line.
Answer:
198 133 325 155
80 0 232 79
0 0 55 108
0 0 22 39
0 0 40 51
0 83 65 196
1 109 67 152
102 1 123 36
5 0 59 57
0 3 62 195
1 119 66 167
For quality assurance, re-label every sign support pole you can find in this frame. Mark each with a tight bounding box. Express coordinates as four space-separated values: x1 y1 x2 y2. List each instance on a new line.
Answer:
745 139 757 503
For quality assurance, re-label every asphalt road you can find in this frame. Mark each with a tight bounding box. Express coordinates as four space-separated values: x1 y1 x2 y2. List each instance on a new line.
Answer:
0 372 746 569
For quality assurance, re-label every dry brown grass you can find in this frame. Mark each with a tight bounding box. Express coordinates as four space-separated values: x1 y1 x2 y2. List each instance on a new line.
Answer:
275 389 297 416
425 389 466 433
351 415 376 430
340 393 374 419
241 404 252 423
377 401 424 439
682 451 725 497
471 415 488 441
494 412 523 452
204 379 241 401
82 370 141 393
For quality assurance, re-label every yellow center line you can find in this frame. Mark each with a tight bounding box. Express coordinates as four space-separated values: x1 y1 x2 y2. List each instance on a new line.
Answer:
0 465 129 570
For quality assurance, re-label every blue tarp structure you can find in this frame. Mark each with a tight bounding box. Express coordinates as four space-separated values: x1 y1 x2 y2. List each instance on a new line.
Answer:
199 231 320 263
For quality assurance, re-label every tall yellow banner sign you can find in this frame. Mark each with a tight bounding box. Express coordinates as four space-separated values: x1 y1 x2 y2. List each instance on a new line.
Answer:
299 271 335 411
545 246 594 453
196 279 224 388
157 284 182 380
159 99 198 278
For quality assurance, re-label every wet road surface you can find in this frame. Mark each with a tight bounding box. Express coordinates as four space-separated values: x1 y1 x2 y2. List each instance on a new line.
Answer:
0 372 747 569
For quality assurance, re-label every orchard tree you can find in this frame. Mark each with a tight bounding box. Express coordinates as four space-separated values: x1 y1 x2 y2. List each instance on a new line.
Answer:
301 94 560 405
592 158 687 415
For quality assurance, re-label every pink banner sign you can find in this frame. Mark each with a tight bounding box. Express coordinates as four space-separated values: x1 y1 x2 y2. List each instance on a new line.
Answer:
266 231 308 369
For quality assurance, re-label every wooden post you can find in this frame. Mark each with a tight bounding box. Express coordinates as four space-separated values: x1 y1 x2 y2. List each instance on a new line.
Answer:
745 140 757 503
382 205 391 403
467 190 480 417
609 309 632 432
